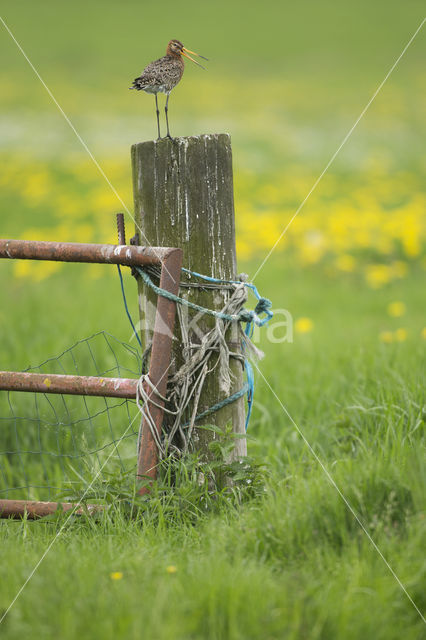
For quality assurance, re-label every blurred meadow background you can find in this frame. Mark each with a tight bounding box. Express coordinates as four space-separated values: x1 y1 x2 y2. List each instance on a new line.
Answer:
0 1 425 638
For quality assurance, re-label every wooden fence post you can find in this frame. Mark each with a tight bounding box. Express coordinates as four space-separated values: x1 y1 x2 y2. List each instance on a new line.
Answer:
131 134 246 460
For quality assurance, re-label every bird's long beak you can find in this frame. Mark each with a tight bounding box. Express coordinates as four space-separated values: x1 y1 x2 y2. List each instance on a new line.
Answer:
182 47 208 70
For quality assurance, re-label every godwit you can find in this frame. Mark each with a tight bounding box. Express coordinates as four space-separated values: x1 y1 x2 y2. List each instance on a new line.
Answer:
130 39 208 140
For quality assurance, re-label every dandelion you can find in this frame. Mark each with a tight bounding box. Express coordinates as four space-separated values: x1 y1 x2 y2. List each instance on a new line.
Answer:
295 317 314 333
21 172 51 205
394 328 407 342
110 572 123 580
166 565 177 574
387 301 406 317
235 237 253 261
4 152 426 284
13 260 32 279
402 228 421 258
379 331 394 344
365 265 392 289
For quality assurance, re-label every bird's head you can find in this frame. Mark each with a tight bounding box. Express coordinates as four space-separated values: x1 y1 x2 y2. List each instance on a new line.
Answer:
166 39 208 69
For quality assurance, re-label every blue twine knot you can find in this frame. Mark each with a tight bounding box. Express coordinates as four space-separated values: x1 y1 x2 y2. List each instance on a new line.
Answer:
255 297 273 323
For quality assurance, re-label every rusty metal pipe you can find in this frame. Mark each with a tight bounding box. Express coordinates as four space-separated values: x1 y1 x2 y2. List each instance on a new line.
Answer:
0 236 184 505
137 247 183 490
0 499 104 519
0 239 175 267
0 371 138 398
116 213 126 245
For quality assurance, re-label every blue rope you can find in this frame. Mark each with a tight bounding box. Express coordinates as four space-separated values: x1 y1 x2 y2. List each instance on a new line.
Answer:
244 360 255 431
181 267 273 327
135 266 273 329
182 382 249 428
117 265 142 348
182 268 271 430
118 264 272 431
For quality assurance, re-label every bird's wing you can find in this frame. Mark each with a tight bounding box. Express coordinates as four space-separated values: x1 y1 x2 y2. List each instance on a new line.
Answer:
133 57 168 89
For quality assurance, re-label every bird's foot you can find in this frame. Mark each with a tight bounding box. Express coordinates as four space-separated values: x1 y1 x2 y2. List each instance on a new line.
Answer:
162 134 174 142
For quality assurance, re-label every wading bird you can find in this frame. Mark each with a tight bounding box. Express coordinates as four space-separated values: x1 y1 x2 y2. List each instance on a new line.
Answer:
130 40 208 140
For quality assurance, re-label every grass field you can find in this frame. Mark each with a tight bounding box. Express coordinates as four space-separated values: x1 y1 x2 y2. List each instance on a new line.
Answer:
0 1 425 638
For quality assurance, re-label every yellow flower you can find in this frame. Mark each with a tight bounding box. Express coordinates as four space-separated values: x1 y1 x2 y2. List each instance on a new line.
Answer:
379 331 394 344
236 237 253 261
421 327 426 340
365 265 392 289
166 565 177 574
402 228 420 257
394 328 407 342
110 572 123 580
295 317 314 333
21 172 51 205
387 301 406 317
13 260 32 279
13 260 61 282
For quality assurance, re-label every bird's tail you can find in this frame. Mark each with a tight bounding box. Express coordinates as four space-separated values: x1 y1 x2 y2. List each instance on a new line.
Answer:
130 78 144 91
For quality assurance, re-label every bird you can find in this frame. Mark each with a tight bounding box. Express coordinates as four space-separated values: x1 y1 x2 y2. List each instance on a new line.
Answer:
130 39 208 140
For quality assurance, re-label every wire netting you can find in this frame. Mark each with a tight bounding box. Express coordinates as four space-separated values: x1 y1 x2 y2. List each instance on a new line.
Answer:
0 332 141 501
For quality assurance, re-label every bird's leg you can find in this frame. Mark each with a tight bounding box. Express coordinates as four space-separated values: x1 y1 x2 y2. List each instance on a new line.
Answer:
164 93 173 140
155 94 161 140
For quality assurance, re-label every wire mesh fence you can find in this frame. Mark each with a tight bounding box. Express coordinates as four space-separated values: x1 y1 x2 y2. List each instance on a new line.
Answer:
0 332 141 502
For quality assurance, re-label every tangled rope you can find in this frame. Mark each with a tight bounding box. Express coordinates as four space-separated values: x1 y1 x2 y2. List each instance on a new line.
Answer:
136 267 272 328
119 265 272 456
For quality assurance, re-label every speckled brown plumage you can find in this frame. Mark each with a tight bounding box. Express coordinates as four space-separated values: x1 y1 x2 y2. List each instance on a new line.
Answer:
131 53 184 95
130 39 207 140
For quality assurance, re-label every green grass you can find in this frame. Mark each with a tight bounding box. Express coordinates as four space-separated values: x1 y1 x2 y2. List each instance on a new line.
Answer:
1 263 424 638
1 0 425 637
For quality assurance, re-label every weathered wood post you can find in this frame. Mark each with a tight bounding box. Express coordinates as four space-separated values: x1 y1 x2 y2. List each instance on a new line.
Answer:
131 134 246 460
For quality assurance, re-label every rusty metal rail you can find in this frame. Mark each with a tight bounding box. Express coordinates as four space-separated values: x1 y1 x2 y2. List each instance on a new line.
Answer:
0 236 182 517
0 371 138 398
0 238 176 267
0 500 105 519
